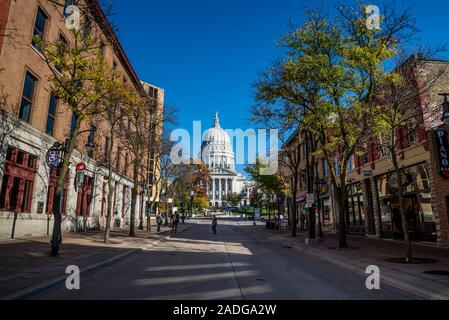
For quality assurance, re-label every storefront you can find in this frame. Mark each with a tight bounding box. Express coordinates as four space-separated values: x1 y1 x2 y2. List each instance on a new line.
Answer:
375 163 436 242
346 183 366 234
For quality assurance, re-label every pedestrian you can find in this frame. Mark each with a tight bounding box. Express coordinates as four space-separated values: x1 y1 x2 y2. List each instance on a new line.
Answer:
172 211 179 235
156 214 163 232
300 213 306 231
212 215 218 235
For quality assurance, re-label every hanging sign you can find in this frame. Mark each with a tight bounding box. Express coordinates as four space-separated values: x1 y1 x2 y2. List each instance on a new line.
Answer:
434 128 449 179
46 142 64 169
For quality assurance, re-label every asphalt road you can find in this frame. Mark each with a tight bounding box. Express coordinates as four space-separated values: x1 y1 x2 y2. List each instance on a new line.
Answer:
26 219 420 300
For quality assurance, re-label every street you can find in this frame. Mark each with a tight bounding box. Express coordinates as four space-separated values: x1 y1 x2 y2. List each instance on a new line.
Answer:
24 219 420 300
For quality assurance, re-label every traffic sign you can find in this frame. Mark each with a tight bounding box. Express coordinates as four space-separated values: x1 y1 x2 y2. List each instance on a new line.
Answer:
76 162 86 171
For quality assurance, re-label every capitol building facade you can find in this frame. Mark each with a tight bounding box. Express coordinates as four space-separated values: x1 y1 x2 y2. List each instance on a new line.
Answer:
202 113 249 208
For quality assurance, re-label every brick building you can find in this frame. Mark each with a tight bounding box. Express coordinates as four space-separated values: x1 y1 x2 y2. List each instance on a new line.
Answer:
0 0 163 238
281 56 449 247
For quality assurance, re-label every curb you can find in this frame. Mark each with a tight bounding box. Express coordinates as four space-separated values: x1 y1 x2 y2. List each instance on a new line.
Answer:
256 229 449 300
1 248 139 300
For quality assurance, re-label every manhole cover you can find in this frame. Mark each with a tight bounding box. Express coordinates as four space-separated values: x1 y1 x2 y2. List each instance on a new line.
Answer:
255 278 265 282
423 270 449 276
385 257 438 264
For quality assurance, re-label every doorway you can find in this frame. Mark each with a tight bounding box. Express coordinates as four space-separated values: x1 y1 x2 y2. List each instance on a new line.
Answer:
389 195 421 241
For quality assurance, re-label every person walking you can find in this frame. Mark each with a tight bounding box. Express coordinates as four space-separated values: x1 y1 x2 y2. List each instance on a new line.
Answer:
300 213 306 231
156 214 163 232
181 213 186 225
172 211 179 235
212 215 218 235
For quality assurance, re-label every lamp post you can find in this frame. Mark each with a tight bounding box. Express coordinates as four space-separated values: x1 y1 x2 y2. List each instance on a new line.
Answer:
50 128 96 256
439 93 449 127
190 190 195 218
304 129 316 240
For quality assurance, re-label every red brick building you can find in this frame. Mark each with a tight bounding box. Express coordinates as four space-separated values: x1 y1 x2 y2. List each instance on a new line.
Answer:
0 0 163 237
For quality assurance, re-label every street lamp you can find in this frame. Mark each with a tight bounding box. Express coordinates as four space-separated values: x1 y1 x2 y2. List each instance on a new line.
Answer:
439 93 449 127
190 190 195 218
50 127 96 256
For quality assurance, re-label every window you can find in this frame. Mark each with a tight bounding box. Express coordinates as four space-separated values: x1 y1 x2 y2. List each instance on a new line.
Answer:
83 17 91 39
27 155 37 169
45 95 58 136
115 147 121 170
55 35 68 72
0 147 37 213
104 137 110 162
46 169 69 215
334 158 339 177
32 7 47 50
361 152 369 166
70 113 77 134
323 159 329 178
19 72 37 122
348 155 354 171
63 0 73 17
407 118 417 146
87 125 96 158
122 186 128 217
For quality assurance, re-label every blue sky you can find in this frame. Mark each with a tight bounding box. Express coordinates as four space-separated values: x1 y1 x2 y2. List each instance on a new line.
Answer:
107 0 449 174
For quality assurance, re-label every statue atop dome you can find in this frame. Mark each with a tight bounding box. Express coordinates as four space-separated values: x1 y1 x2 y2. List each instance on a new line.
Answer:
214 111 220 128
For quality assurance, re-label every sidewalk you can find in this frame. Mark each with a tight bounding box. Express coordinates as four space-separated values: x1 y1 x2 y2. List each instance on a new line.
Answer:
257 227 449 300
0 225 177 299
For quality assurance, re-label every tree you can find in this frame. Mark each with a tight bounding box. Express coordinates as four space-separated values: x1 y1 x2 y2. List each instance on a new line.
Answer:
253 4 416 248
245 159 286 226
169 162 211 212
35 20 121 255
224 193 243 207
101 79 138 243
145 105 178 231
119 94 152 237
371 53 447 262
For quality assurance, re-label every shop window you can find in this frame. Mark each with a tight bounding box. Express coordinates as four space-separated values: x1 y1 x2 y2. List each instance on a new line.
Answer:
46 169 69 215
0 147 37 213
0 176 9 209
6 147 14 161
122 186 128 217
28 155 36 169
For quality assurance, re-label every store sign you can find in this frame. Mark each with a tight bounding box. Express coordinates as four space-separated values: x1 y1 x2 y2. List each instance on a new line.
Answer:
434 128 449 179
46 143 64 169
306 193 315 208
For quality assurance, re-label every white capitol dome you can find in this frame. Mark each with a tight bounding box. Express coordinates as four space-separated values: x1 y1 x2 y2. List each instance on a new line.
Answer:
202 112 250 208
202 112 235 172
